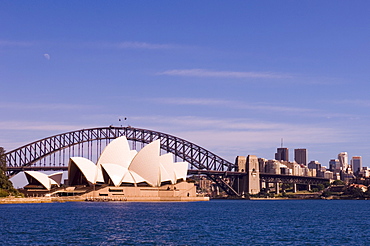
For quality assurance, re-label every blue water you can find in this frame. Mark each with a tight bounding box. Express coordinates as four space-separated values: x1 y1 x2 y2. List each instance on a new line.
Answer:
1 200 370 245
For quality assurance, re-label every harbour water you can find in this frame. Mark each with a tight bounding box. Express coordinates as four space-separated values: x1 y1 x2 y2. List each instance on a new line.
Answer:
1 200 370 245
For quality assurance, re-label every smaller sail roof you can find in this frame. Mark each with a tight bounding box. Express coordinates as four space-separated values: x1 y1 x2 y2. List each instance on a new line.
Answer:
101 163 127 187
174 162 188 181
48 172 63 186
24 171 63 190
69 157 97 185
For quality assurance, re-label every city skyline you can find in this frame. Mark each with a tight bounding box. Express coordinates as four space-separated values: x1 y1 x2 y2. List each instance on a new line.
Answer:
1 2 370 168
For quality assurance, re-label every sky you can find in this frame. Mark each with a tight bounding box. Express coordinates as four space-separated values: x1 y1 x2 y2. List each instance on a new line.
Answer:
1 1 370 182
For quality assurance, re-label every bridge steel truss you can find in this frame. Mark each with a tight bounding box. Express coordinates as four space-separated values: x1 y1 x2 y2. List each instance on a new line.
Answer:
260 173 329 185
3 126 240 196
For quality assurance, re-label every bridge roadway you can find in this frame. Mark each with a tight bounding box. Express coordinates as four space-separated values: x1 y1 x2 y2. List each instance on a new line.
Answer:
7 166 329 186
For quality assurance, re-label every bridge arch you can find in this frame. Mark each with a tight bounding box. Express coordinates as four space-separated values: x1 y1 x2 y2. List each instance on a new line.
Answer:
3 126 239 196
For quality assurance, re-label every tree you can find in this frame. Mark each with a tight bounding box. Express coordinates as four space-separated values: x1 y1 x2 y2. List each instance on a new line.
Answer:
0 147 18 196
332 180 345 185
343 186 364 199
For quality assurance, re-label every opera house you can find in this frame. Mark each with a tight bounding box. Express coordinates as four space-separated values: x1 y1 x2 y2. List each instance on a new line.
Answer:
23 136 208 201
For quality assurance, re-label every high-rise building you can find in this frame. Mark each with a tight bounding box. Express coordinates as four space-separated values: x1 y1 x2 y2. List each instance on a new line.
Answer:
338 152 348 171
308 160 321 170
351 156 362 174
294 149 307 165
329 159 340 171
275 148 289 162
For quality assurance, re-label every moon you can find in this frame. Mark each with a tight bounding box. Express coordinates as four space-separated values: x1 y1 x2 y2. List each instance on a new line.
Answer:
43 53 50 60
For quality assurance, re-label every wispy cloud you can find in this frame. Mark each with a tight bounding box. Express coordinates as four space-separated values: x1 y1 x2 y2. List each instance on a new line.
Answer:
147 97 356 119
148 97 315 114
158 69 292 79
332 99 370 107
0 121 87 131
101 41 177 50
0 40 34 47
0 102 98 111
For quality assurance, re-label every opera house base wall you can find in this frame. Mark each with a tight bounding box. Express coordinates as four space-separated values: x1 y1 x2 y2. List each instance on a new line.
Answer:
81 181 209 202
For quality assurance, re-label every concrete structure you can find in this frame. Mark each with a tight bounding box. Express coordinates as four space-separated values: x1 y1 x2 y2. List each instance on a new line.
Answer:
258 158 267 173
294 149 307 165
234 155 260 195
246 155 260 194
236 156 247 172
275 148 289 162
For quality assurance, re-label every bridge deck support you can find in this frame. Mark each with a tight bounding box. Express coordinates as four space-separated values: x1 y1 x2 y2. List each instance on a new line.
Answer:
275 183 280 194
293 183 297 193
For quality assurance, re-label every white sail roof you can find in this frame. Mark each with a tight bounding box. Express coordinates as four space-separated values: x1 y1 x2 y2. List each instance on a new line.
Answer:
101 163 127 187
160 153 176 184
69 157 97 185
174 162 188 181
97 136 132 168
64 136 189 188
48 172 63 186
129 140 161 186
124 170 146 184
24 171 52 190
95 136 133 183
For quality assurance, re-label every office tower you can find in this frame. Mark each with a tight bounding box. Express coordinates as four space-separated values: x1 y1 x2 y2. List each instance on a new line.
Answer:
351 156 362 174
338 152 348 171
308 160 321 171
294 149 307 165
275 148 289 161
329 159 340 171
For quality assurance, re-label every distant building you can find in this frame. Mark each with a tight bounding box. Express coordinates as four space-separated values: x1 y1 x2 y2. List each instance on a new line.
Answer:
294 149 307 165
338 152 349 171
359 167 370 178
308 160 321 174
275 148 289 162
266 159 281 174
329 159 340 171
351 156 362 175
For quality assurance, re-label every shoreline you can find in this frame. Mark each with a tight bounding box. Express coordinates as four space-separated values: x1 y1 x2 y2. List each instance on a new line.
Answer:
0 196 209 204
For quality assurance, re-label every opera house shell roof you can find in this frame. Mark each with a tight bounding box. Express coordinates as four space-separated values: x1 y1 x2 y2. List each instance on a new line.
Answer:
24 171 63 190
68 136 188 187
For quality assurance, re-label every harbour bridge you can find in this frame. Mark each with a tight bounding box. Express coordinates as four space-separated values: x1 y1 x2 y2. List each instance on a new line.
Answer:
2 126 329 197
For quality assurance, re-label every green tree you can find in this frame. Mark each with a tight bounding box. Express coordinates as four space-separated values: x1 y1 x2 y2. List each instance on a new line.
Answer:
0 147 18 195
321 190 332 198
316 184 325 191
332 180 345 185
343 186 364 199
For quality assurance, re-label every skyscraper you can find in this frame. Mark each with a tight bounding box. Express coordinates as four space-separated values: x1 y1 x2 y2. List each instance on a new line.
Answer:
329 159 340 171
351 156 362 174
294 149 307 165
275 148 289 162
338 152 348 171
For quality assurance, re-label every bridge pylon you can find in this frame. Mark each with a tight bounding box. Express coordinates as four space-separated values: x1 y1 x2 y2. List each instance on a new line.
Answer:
233 155 260 195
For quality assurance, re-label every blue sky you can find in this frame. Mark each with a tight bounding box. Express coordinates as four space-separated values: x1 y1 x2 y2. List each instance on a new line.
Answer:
1 1 370 173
